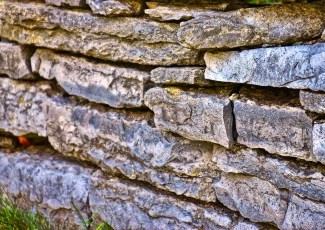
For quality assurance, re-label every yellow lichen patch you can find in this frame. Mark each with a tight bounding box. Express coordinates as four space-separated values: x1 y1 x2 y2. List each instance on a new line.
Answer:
165 87 182 97
9 117 14 122
18 97 25 104
191 169 200 177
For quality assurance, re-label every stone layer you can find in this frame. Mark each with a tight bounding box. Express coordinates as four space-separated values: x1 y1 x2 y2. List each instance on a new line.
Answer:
300 90 325 113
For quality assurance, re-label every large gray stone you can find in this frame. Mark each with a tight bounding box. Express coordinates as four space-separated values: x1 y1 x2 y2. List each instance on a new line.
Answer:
0 147 92 229
86 0 143 16
44 0 87 7
205 43 325 91
32 49 150 108
0 1 202 66
313 122 325 164
0 42 34 79
144 87 234 148
234 87 316 162
178 2 325 49
300 90 325 113
212 146 325 202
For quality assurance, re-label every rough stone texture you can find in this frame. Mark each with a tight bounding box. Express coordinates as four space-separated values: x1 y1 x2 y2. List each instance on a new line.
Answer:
213 173 288 226
204 43 325 91
45 0 87 7
0 42 34 79
151 67 218 86
90 171 264 230
0 147 92 229
145 1 229 21
281 194 325 230
234 87 316 162
178 2 325 49
212 146 325 202
86 0 143 16
0 136 17 148
322 29 325 40
0 1 202 66
313 122 325 164
300 90 325 113
31 49 150 108
0 78 58 137
144 87 234 148
44 98 220 202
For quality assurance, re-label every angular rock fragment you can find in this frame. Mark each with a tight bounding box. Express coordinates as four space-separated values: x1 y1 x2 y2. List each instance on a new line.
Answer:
313 122 325 164
0 78 58 137
212 146 325 202
0 148 92 229
178 2 325 49
205 43 325 91
300 90 325 113
144 87 234 148
0 42 34 79
44 0 87 7
86 0 143 16
234 87 316 162
0 136 17 148
44 98 220 202
213 173 288 226
32 49 150 108
0 1 202 66
322 29 325 40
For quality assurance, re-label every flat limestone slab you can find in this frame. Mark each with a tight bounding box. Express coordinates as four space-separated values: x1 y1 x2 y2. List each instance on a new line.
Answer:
178 2 325 49
205 43 325 91
300 90 325 113
313 122 325 164
144 87 234 148
32 49 150 108
86 0 143 16
44 0 87 7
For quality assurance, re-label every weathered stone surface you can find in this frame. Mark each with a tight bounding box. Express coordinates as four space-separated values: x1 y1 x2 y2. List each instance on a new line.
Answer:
213 173 288 225
281 194 325 230
90 171 264 230
44 98 220 202
145 1 229 21
212 146 325 202
322 29 325 40
0 136 17 148
178 2 325 49
145 87 234 148
45 0 87 7
32 49 150 108
0 42 34 79
313 122 325 164
86 0 143 16
0 78 58 137
205 43 325 91
300 90 325 113
0 1 202 66
234 87 316 162
151 67 218 86
0 147 92 229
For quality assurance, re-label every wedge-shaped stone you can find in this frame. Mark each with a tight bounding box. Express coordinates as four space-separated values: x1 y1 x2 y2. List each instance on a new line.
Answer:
32 49 149 108
205 43 325 91
313 122 325 164
213 146 325 202
86 0 143 16
45 0 87 7
178 2 325 49
300 90 325 113
44 98 220 202
0 42 34 79
322 30 325 40
144 87 234 148
90 171 264 229
0 148 92 229
0 1 202 66
234 87 316 162
0 78 59 137
213 173 288 226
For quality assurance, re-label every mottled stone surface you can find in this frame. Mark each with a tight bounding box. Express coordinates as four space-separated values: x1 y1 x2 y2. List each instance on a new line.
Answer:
313 122 325 164
0 1 202 66
145 1 229 21
145 87 234 148
0 147 92 229
213 173 288 226
151 67 217 86
322 29 325 40
234 87 316 162
213 146 325 202
45 0 87 7
0 42 34 79
86 0 143 16
300 90 325 113
90 171 263 230
178 2 325 49
0 136 17 148
44 98 220 202
205 43 325 91
32 49 149 108
0 78 57 137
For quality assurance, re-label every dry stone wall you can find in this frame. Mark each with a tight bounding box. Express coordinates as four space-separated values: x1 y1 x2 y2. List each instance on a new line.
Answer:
0 0 324 229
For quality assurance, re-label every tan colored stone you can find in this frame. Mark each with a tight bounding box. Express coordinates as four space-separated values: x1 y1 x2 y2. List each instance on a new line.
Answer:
300 90 325 113
86 0 143 16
